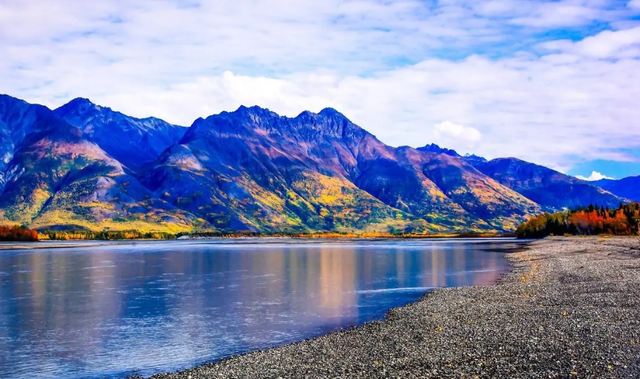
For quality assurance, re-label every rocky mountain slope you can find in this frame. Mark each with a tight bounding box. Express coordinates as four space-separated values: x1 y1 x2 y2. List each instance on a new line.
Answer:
593 176 640 202
469 158 622 210
0 95 199 232
54 98 186 170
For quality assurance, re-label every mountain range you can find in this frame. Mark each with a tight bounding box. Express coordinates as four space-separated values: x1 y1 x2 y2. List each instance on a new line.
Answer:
0 94 636 233
593 176 640 202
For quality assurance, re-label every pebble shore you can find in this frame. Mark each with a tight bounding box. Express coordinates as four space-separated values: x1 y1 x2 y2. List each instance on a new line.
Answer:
149 237 640 378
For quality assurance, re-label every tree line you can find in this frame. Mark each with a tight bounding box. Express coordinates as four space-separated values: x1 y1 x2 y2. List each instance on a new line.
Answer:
516 203 640 239
40 230 177 241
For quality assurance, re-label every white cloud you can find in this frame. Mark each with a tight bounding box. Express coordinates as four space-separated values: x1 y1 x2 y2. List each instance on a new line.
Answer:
432 121 482 153
539 25 640 58
576 171 614 181
629 0 640 10
509 3 609 28
1 0 640 172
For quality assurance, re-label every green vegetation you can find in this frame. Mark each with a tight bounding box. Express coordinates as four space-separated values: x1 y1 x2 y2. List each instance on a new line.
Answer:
516 203 640 239
40 230 177 241
0 226 512 241
184 231 511 239
0 225 39 241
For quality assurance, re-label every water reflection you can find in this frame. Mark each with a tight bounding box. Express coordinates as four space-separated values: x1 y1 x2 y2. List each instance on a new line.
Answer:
0 239 520 379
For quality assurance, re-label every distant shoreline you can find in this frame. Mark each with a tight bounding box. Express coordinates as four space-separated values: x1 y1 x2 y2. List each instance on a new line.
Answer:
147 236 640 379
0 241 127 250
0 234 518 250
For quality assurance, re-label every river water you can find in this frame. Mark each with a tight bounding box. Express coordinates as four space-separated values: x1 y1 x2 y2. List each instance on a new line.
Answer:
0 238 523 378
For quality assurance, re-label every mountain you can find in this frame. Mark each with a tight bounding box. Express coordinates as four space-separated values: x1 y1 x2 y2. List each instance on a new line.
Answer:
462 154 488 166
593 176 640 201
139 107 417 232
0 94 199 232
0 94 630 234
416 143 460 157
54 98 186 170
0 95 39 182
138 106 539 233
470 158 622 209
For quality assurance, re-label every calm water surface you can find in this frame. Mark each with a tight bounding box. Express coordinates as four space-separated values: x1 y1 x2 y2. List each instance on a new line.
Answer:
0 239 523 379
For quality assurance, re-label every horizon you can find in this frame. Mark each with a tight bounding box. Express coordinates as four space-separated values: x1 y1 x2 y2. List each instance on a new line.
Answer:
2 0 640 179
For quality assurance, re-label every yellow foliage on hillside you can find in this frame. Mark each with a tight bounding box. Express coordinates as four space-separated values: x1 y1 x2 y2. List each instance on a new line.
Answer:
29 209 194 233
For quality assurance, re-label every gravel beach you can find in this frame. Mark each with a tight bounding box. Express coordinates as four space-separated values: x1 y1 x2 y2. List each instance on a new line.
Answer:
150 237 640 378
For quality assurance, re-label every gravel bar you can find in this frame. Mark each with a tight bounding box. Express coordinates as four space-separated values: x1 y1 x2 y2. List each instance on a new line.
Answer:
149 237 640 378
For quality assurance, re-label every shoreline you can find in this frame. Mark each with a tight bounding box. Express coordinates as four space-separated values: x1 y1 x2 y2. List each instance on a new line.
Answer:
0 236 519 251
0 241 128 250
146 236 640 378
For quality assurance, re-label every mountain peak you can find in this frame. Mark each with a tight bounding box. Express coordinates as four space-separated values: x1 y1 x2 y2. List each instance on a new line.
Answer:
63 97 101 111
295 107 364 140
0 94 31 120
296 110 315 118
234 105 277 116
0 93 29 105
67 97 96 106
214 105 281 123
58 98 179 127
55 98 105 122
417 143 460 157
53 98 186 170
319 107 351 122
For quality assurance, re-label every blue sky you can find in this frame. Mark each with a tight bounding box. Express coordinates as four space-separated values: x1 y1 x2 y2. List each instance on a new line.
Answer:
1 0 640 179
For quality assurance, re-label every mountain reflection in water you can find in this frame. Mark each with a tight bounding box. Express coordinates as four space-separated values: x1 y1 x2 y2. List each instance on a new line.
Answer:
0 239 520 379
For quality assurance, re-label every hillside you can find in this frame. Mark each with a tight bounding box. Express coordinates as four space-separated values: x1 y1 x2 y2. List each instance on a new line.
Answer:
469 158 622 210
54 98 186 170
0 95 200 233
593 176 640 202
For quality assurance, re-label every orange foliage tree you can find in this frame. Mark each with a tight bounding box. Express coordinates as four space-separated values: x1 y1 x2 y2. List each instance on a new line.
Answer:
517 203 640 239
0 225 39 242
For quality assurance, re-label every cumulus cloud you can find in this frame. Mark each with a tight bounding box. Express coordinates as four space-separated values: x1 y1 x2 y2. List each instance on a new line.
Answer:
539 25 640 58
576 171 615 181
509 2 616 27
432 121 482 153
1 0 640 171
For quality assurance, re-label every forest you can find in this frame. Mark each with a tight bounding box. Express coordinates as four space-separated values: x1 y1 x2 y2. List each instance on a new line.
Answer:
516 202 640 239
182 231 504 239
40 230 177 240
0 227 506 242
